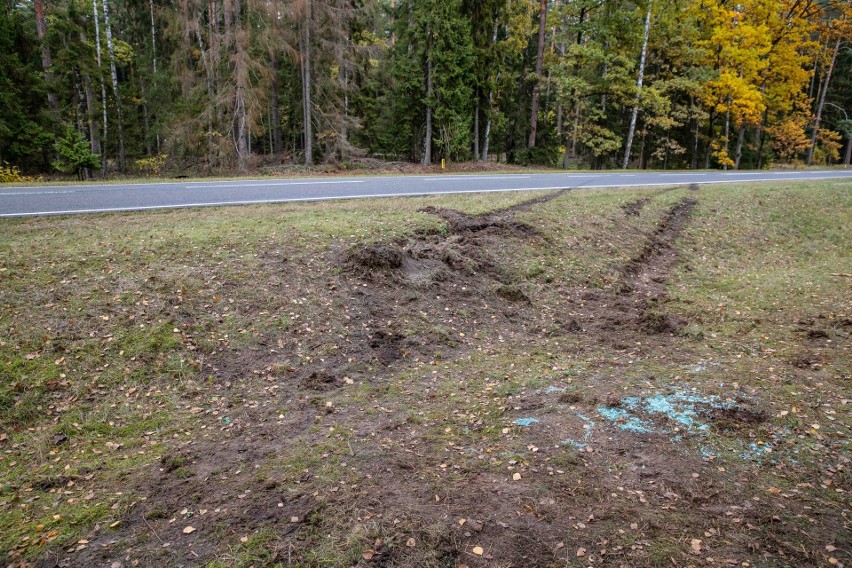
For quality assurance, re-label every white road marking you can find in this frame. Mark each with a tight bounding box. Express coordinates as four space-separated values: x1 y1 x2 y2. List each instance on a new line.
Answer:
3 174 851 217
0 191 71 196
422 175 532 181
189 180 364 189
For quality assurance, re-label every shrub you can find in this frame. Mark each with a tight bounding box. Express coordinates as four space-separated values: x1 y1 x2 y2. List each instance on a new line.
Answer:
52 127 100 180
135 154 168 176
0 163 42 183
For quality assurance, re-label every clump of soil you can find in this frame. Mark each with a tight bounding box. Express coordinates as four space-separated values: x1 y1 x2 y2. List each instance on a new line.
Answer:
301 369 343 391
495 284 530 303
622 197 651 216
789 350 823 369
709 404 768 430
640 311 688 334
345 242 404 273
419 190 564 236
370 330 406 364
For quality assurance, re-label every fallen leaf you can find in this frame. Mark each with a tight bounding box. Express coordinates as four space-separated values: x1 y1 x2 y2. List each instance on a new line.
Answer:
826 545 837 552
240 536 248 543
512 472 521 481
406 538 416 548
290 516 300 523
472 546 484 556
576 547 586 557
182 526 196 534
362 549 375 560
690 539 702 554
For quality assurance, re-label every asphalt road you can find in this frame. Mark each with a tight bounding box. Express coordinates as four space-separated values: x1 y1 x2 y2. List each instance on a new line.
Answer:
1 169 850 218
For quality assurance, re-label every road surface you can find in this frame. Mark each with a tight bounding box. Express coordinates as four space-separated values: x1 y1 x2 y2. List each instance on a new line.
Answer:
1 169 850 218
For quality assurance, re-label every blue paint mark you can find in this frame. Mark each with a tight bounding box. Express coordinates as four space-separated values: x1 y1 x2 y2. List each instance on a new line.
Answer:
644 394 705 430
740 442 773 462
574 412 595 440
515 418 539 427
544 385 565 394
596 407 653 433
561 439 588 449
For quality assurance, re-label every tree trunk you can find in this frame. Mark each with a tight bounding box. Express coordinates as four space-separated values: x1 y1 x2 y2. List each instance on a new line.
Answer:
844 136 851 166
704 112 714 169
82 72 100 155
474 96 480 160
689 96 698 169
149 0 157 74
34 0 59 113
480 24 498 163
756 107 768 169
481 89 493 162
271 56 282 155
571 104 579 158
622 0 652 169
734 125 745 169
528 0 547 148
808 37 829 101
102 0 126 170
92 0 108 172
233 0 249 173
423 57 433 165
807 35 841 166
301 1 313 166
723 107 730 170
136 70 152 157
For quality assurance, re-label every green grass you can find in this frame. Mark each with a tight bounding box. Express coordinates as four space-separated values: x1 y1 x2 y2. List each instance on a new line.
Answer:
1 180 850 567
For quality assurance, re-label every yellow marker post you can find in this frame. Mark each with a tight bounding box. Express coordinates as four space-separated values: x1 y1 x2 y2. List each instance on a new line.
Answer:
441 159 445 169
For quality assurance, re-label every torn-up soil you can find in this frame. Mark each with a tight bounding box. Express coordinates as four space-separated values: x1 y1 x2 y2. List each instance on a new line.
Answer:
5 183 849 568
565 197 697 339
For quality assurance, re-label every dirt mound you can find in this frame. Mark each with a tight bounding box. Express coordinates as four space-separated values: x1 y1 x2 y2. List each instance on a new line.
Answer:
419 206 537 235
419 190 564 236
344 242 404 273
370 330 405 364
622 197 651 216
709 404 768 428
301 369 343 391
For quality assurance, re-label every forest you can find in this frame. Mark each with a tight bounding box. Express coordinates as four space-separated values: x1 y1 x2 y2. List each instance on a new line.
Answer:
1 0 851 177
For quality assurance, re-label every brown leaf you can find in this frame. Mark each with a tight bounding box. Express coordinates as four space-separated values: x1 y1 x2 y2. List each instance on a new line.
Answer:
472 546 484 556
690 538 702 555
362 549 375 561
182 526 196 534
576 547 586 557
406 538 416 548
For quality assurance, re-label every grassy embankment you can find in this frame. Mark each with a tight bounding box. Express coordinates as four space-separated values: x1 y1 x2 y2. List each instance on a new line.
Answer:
1 180 849 567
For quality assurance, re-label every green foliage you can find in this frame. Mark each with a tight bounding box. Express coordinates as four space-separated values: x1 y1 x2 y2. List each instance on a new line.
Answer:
0 0 845 173
52 127 100 179
0 163 42 183
135 153 168 176
0 2 54 171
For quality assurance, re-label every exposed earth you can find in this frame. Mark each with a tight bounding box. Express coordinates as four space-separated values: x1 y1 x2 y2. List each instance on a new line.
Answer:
0 181 849 567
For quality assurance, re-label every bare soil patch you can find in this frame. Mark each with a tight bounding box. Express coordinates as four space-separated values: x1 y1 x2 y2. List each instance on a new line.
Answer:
5 183 849 568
